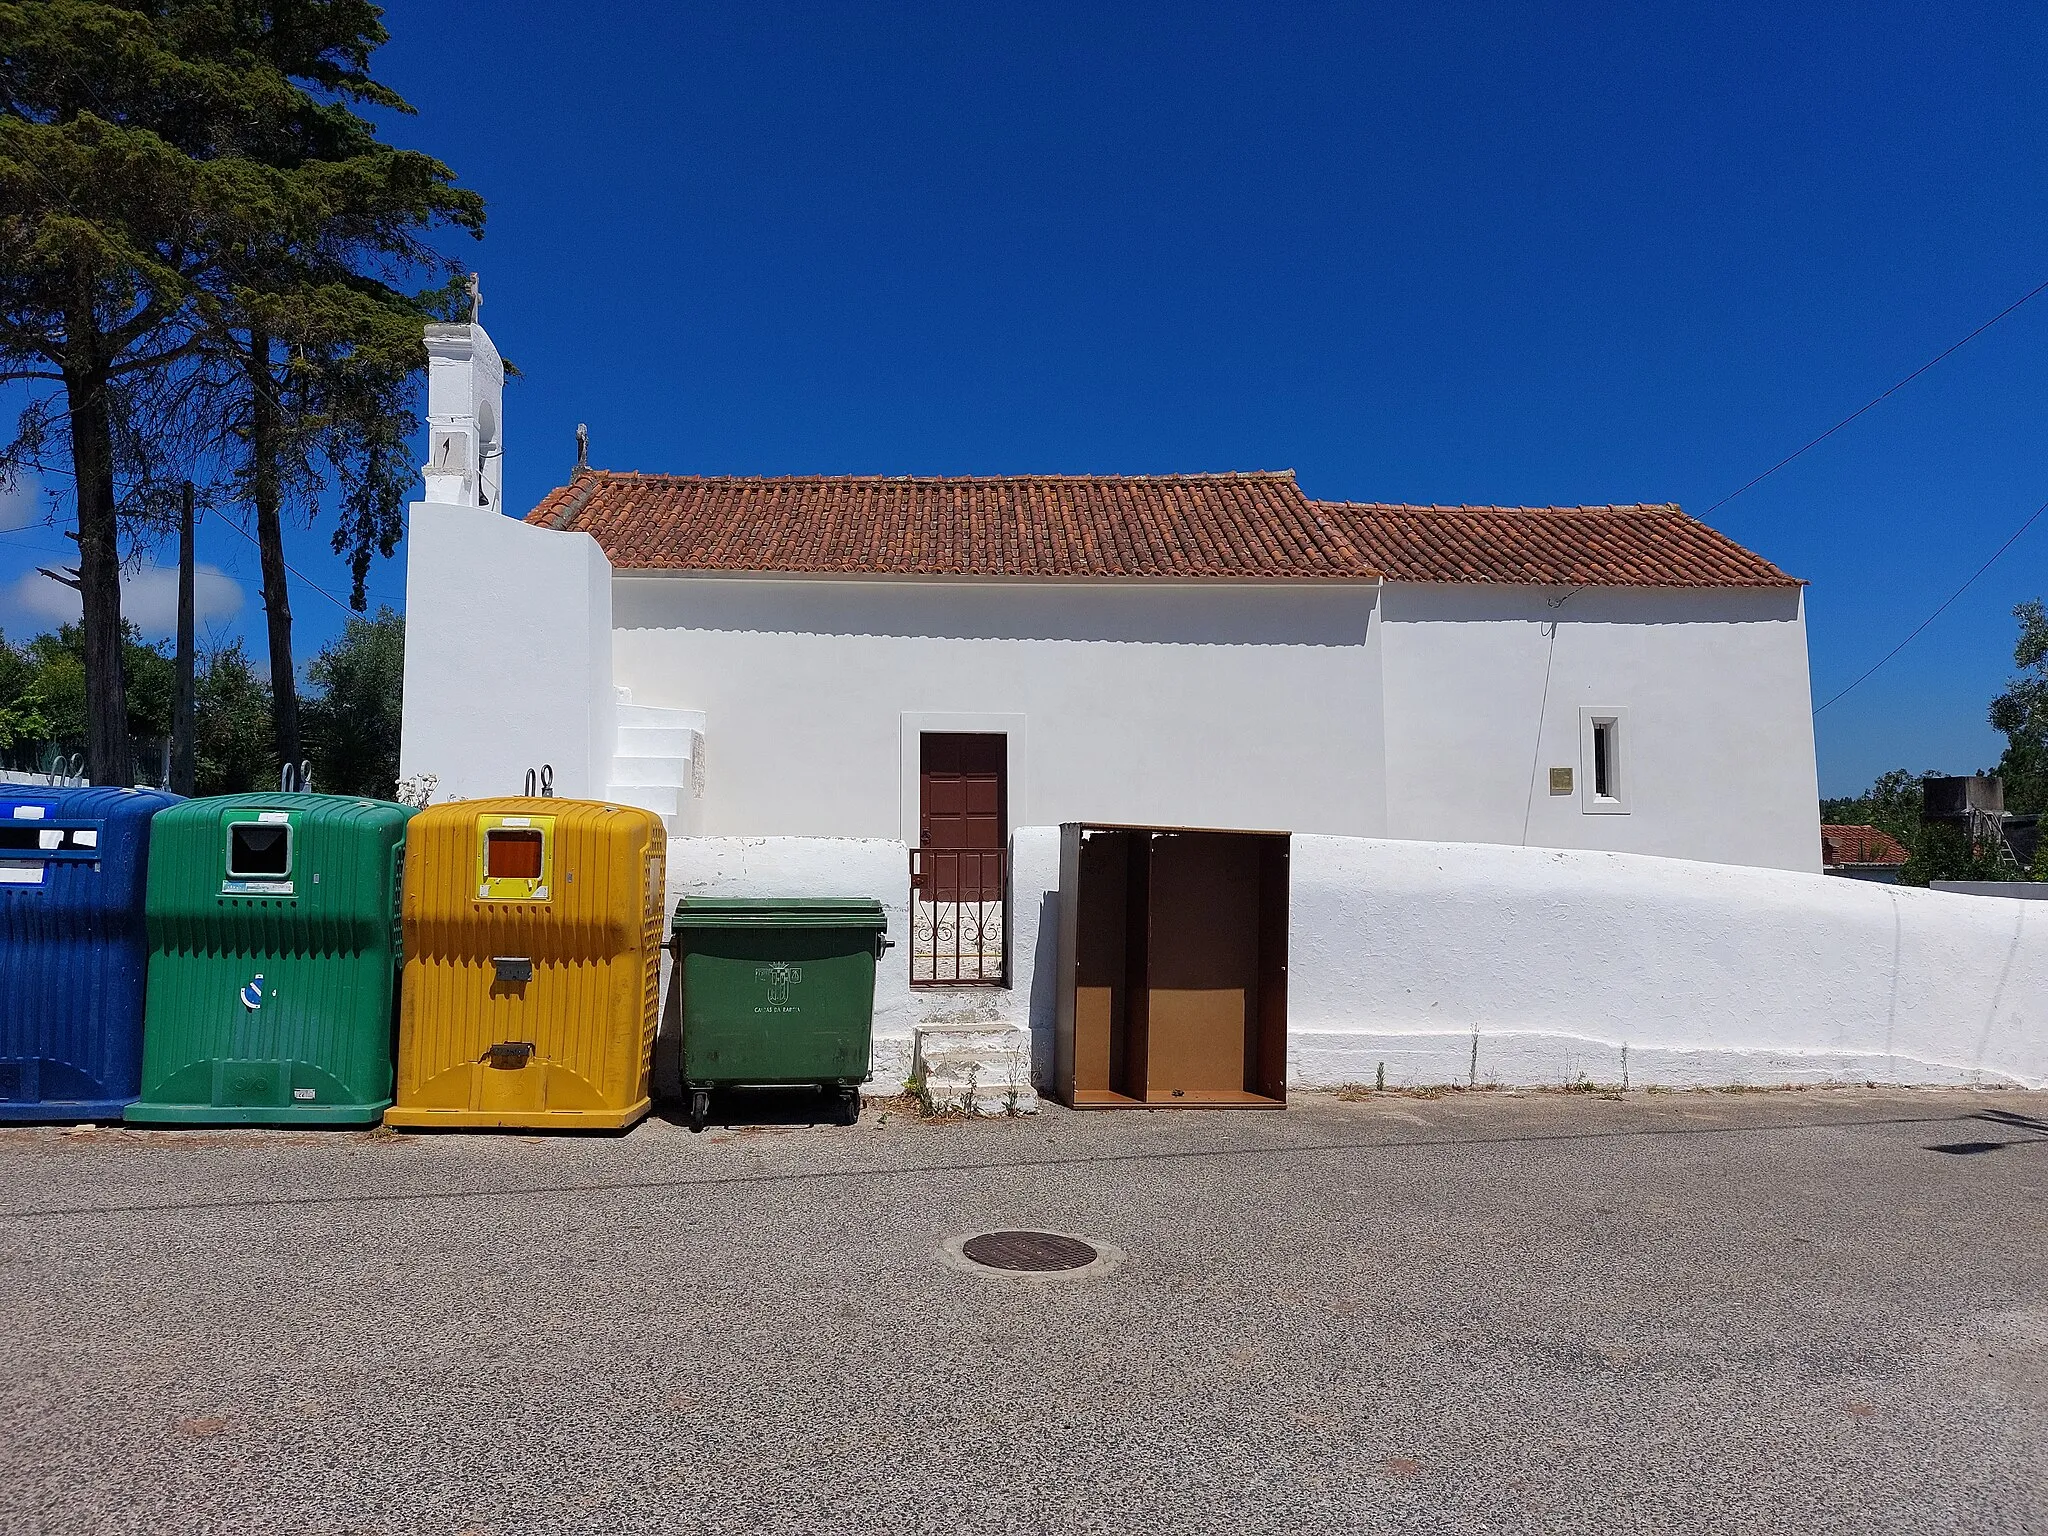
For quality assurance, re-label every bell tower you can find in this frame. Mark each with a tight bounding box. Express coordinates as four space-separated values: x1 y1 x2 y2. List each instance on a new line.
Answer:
420 274 504 508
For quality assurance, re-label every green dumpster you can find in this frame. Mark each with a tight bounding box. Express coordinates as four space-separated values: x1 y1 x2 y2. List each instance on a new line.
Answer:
126 794 413 1127
670 897 891 1131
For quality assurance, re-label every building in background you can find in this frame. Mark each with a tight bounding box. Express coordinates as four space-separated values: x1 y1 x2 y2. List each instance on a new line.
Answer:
1820 823 1910 883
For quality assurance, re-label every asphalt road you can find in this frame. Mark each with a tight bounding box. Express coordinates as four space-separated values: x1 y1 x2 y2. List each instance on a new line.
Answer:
2 1086 2044 1536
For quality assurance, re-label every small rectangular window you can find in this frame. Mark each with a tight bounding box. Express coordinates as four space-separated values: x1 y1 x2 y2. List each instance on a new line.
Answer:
1579 707 1630 815
485 829 545 880
228 822 292 878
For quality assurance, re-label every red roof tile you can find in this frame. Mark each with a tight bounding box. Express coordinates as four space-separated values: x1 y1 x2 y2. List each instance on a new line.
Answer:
528 471 1366 580
525 471 1799 586
1820 825 1910 867
1318 503 1801 588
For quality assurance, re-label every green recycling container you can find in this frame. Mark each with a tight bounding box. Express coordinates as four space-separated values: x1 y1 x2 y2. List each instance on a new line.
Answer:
126 794 414 1126
671 897 890 1131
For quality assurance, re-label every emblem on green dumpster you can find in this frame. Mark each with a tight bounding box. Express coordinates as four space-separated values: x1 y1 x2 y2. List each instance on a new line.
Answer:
754 963 804 1010
240 974 265 1011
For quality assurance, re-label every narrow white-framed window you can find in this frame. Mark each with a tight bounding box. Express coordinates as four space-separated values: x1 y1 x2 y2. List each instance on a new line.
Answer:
1579 707 1630 815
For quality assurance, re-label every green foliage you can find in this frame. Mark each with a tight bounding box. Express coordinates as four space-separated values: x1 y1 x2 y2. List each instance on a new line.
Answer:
0 622 269 794
301 607 402 797
186 1 484 768
192 638 275 794
1900 820 2012 887
0 0 300 782
0 622 171 746
1989 600 2048 818
0 630 50 749
0 612 402 798
0 1 482 781
1817 602 2048 886
1819 767 2016 886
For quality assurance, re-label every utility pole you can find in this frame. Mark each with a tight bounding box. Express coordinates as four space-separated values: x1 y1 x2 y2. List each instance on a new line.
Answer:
171 481 196 796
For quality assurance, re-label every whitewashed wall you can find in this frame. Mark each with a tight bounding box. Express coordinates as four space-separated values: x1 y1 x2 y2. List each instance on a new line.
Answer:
656 830 1065 1096
660 836 918 1092
1285 836 2046 1089
398 505 616 801
1378 584 1820 872
611 576 1387 840
651 828 2046 1098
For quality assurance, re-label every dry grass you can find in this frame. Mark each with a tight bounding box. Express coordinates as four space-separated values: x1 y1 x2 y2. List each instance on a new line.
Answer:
865 1090 975 1124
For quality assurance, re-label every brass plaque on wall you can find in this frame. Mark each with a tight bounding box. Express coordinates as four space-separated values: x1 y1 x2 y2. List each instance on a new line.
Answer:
1549 767 1574 794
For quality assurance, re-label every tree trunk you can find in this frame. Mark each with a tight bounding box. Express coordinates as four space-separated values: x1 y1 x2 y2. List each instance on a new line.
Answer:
62 320 133 788
249 326 301 776
172 480 196 796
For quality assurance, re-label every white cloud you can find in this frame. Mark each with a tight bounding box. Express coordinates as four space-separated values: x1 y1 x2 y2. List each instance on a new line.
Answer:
8 560 244 637
0 474 43 533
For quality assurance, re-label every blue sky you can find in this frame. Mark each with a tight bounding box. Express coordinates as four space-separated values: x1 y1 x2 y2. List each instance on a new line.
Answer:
3 1 2045 796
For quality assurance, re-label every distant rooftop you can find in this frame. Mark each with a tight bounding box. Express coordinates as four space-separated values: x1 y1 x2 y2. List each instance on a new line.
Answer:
1821 824 1910 868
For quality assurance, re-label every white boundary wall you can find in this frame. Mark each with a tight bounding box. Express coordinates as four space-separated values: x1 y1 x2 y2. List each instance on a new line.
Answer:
1286 836 2046 1089
658 829 2047 1095
398 504 615 801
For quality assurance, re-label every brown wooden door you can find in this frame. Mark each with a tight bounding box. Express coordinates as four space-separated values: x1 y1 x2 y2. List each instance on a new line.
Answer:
920 733 1006 901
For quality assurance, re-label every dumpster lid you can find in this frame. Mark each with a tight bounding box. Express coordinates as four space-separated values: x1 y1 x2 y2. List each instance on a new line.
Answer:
672 896 887 931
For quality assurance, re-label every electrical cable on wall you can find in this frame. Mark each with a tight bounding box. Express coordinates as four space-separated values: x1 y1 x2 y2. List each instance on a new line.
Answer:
1519 614 1563 845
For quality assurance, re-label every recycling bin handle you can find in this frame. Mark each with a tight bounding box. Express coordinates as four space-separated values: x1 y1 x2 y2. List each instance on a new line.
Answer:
876 933 894 957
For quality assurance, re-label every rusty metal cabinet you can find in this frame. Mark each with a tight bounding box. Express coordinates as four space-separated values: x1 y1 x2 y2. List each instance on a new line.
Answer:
1053 823 1289 1109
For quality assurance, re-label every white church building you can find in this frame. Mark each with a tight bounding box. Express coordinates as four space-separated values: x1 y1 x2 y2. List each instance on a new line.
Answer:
389 316 2046 1102
401 317 1821 872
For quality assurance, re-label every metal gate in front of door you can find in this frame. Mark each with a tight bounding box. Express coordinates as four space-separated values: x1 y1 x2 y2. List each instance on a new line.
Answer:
912 732 1008 986
908 846 1008 985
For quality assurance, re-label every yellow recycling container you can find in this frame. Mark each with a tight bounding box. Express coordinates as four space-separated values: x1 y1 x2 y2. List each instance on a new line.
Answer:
386 798 666 1131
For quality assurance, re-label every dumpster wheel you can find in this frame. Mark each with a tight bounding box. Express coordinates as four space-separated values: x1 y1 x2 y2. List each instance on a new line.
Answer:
837 1086 861 1126
688 1089 711 1133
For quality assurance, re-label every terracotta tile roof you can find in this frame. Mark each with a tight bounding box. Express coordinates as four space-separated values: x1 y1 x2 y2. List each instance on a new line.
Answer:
525 470 1800 586
527 470 1368 580
1820 824 1910 867
1316 502 1801 588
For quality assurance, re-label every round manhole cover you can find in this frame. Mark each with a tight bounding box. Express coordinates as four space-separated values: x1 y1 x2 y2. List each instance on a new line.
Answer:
961 1230 1099 1272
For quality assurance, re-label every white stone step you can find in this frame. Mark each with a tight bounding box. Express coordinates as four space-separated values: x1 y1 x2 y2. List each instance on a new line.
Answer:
912 1023 1039 1115
606 783 680 818
617 725 697 758
617 704 705 732
610 754 691 787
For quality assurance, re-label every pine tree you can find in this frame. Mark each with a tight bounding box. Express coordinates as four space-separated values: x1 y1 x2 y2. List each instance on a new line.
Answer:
0 1 230 783
194 1 481 770
2 2 481 780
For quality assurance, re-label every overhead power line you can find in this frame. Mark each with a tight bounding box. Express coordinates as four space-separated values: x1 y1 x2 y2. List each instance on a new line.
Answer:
1701 275 2048 520
1811 494 2048 716
204 507 399 619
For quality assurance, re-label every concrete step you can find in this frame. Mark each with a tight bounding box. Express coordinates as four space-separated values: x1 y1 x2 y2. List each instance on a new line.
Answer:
610 754 691 787
617 725 698 758
617 704 705 732
912 1023 1039 1115
606 783 679 818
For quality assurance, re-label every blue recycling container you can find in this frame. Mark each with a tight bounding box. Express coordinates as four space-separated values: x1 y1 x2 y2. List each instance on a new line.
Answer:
0 785 181 1121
